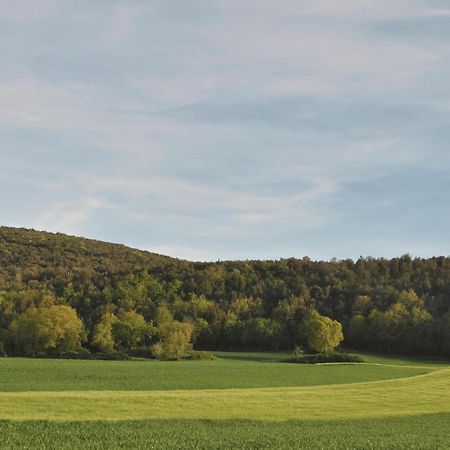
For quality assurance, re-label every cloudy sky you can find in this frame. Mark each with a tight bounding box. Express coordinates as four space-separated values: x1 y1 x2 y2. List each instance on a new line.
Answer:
1 0 450 261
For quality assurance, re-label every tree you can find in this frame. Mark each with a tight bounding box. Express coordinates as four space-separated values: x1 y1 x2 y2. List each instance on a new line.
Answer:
11 305 86 355
91 313 117 352
346 314 367 347
152 321 193 360
148 303 194 359
112 311 149 350
441 312 450 357
301 309 343 353
154 304 174 331
352 295 372 317
378 290 432 353
5 226 450 358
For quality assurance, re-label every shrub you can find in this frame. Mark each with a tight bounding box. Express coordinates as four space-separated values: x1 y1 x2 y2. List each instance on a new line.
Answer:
56 348 92 359
94 351 130 361
291 351 364 364
292 345 304 359
188 351 216 360
127 347 154 358
151 342 165 359
29 348 133 360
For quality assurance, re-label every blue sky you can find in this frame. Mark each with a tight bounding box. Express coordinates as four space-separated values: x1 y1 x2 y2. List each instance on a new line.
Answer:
1 0 450 261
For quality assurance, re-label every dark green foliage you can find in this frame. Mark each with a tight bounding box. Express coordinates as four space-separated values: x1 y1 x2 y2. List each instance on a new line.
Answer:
91 351 130 361
2 414 450 449
126 347 153 358
291 351 364 364
1 226 450 357
31 350 130 361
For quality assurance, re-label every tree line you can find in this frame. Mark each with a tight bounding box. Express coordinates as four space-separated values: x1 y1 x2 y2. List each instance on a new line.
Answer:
0 227 449 358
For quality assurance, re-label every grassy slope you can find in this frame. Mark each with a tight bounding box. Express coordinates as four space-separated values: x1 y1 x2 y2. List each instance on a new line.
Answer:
0 354 430 392
1 368 449 421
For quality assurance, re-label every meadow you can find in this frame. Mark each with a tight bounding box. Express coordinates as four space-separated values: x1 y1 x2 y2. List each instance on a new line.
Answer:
0 351 449 448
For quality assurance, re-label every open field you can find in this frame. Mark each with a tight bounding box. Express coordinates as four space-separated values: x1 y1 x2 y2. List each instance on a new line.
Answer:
0 352 449 448
2 414 450 450
0 353 431 391
1 367 449 421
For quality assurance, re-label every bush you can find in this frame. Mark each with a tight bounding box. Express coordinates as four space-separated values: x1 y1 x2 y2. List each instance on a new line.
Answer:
291 351 364 364
292 345 304 359
28 348 131 360
94 351 130 361
151 342 165 359
151 343 181 361
127 347 154 359
187 351 216 360
151 321 193 360
57 348 92 359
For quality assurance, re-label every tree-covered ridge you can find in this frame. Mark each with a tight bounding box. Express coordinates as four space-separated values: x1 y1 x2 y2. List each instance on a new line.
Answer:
0 226 450 358
0 226 174 284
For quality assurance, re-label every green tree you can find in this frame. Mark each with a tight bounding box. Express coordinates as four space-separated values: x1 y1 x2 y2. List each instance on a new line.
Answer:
302 309 343 353
152 321 193 360
91 313 117 352
112 311 149 350
11 305 86 355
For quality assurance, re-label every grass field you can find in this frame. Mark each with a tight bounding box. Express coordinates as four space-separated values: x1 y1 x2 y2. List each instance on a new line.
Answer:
0 351 449 448
2 414 450 450
0 352 431 391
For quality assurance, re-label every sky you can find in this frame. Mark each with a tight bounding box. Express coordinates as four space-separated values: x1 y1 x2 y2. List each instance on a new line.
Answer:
1 0 450 261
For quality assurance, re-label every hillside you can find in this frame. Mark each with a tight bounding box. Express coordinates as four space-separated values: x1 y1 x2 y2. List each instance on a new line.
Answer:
0 226 450 358
0 226 176 286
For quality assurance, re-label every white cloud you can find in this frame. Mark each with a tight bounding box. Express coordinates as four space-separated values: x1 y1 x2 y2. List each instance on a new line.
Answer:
2 0 450 259
30 197 114 236
68 170 338 237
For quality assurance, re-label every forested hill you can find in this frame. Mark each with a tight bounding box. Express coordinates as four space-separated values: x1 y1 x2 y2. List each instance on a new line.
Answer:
1 226 450 358
0 226 175 283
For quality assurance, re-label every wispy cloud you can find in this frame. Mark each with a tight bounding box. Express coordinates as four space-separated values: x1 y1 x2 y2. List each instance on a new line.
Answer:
31 197 114 236
1 0 450 260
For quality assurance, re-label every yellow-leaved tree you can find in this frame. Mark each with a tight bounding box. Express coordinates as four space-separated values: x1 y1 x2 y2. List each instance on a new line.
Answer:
10 305 86 355
301 309 343 354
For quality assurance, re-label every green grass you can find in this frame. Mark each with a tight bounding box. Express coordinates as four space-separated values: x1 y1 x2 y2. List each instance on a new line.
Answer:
1 368 449 421
2 414 450 449
0 354 430 392
343 348 450 367
0 351 449 448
